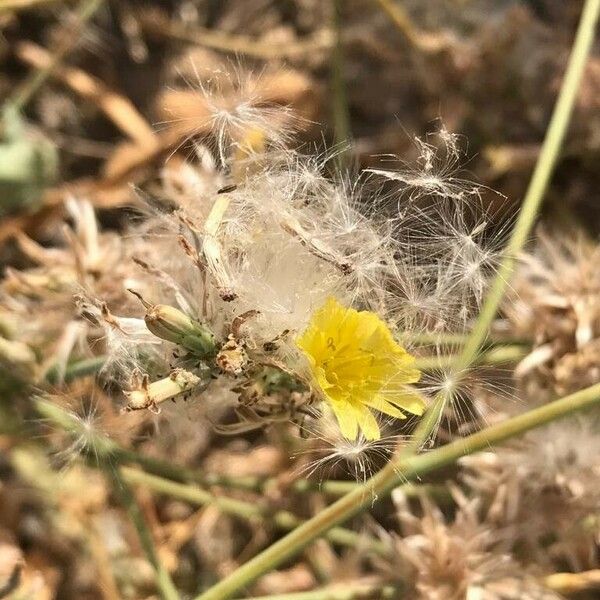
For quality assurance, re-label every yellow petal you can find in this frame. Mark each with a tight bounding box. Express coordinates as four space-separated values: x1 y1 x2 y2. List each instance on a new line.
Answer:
353 404 381 440
383 387 427 416
364 395 407 420
391 362 421 384
329 399 359 441
312 296 348 334
297 297 423 441
315 366 335 391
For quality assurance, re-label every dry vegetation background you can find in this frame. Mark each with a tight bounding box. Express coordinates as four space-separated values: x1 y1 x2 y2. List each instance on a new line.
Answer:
1 1 600 599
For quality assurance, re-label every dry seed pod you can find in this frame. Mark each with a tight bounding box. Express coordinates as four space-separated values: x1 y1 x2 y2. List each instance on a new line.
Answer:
124 368 202 411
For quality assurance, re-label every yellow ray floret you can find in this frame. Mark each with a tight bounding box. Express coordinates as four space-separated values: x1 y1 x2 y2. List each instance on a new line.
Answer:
297 297 425 441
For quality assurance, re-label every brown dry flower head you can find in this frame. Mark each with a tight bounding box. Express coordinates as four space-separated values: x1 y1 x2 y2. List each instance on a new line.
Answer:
508 230 600 398
377 487 561 600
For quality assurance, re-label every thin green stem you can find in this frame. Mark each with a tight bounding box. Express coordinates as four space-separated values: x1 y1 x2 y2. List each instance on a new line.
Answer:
9 0 103 112
46 355 106 384
35 396 118 455
413 343 527 372
121 466 389 557
111 441 449 502
242 582 398 600
285 480 449 500
331 0 351 166
34 393 451 501
409 0 600 449
105 466 179 600
33 397 390 556
195 381 600 600
456 0 600 373
35 395 182 596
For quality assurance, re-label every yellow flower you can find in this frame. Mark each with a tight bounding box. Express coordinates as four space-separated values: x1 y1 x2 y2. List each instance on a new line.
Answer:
297 297 425 441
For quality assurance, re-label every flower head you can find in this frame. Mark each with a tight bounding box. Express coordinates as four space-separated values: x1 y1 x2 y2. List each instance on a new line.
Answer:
297 297 424 440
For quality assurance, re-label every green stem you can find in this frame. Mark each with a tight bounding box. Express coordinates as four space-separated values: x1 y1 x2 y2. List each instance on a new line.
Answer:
413 343 527 372
35 395 181 595
409 0 600 449
403 331 530 348
456 0 600 373
107 440 449 502
331 0 351 165
105 467 179 600
46 355 106 384
35 396 117 456
285 480 448 500
242 582 398 600
122 451 448 501
34 393 451 501
120 466 389 557
9 0 103 112
33 397 390 556
194 382 600 599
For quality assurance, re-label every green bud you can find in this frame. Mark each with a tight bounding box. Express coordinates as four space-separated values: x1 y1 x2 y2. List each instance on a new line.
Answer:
145 305 216 358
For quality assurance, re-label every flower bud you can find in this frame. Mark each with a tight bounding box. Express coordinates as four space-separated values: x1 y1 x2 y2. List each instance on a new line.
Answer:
144 305 216 357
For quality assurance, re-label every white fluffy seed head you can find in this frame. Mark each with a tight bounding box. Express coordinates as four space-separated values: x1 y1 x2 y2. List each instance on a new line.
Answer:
158 61 300 168
89 118 514 444
293 408 408 485
0 95 513 446
76 298 167 381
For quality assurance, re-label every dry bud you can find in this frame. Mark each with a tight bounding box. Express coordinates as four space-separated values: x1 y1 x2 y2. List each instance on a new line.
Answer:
124 368 202 411
216 335 248 376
